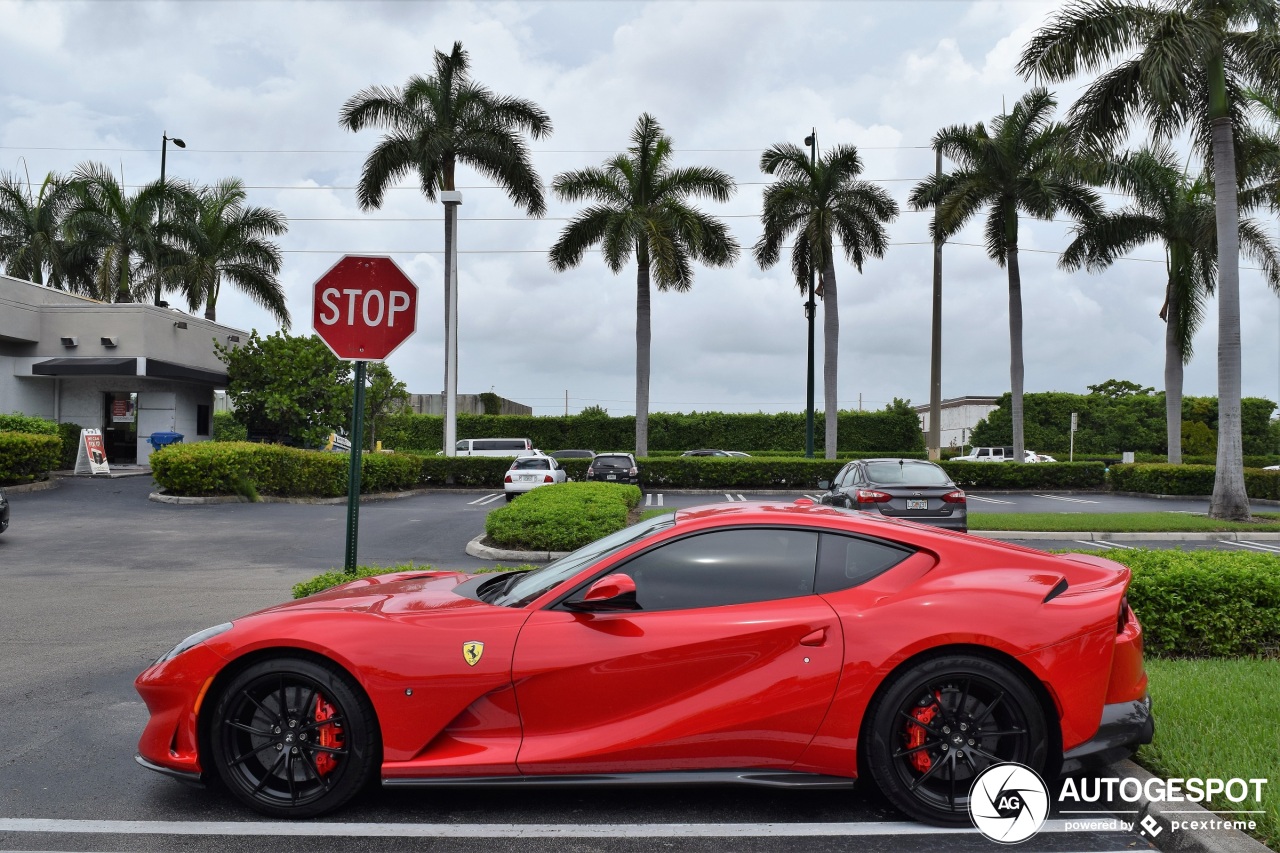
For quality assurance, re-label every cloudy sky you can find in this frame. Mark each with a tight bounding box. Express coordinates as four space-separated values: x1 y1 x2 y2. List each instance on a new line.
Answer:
5 0 1280 418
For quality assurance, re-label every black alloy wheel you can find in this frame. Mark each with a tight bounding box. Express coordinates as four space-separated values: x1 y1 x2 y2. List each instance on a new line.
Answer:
864 654 1048 826
209 656 378 818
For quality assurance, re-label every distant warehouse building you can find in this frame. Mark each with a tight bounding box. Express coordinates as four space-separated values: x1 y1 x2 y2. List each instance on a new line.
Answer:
914 396 1000 450
0 273 246 465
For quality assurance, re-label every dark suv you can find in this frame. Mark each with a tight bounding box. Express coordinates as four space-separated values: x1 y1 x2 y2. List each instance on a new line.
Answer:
586 453 641 486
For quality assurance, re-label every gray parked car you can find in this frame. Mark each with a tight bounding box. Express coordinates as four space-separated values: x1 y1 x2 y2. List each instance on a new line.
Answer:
818 458 967 532
0 487 8 534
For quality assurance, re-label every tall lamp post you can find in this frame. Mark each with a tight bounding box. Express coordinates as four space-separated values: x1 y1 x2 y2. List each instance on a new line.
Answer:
803 129 817 459
155 131 185 306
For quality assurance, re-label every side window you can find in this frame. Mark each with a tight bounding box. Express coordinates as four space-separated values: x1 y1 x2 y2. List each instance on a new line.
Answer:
615 528 819 611
456 440 468 452
816 533 914 594
976 448 989 459
832 464 853 488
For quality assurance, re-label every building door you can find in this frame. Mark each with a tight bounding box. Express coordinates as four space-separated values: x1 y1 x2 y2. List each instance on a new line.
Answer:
103 392 138 463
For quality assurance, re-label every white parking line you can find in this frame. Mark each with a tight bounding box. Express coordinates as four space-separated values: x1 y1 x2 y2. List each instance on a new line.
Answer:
1227 540 1280 554
0 817 1113 839
1091 541 1133 550
468 494 504 506
724 494 747 502
966 495 1015 504
644 493 665 507
1033 494 1099 504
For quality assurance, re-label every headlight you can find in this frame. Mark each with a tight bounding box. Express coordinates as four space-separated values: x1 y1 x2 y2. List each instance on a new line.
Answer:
155 622 233 664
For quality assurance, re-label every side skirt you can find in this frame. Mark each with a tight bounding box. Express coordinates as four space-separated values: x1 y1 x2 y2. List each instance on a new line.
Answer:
384 770 855 790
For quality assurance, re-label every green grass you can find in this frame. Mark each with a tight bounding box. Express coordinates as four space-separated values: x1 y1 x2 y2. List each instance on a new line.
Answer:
1140 657 1279 848
969 511 1280 532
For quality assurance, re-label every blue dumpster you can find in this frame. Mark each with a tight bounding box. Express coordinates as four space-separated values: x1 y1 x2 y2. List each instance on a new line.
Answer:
148 431 184 452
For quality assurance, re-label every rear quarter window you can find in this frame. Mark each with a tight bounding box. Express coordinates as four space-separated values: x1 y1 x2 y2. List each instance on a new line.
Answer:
816 533 914 594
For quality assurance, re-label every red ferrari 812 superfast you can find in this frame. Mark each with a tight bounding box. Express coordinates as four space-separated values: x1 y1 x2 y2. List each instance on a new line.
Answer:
136 500 1152 825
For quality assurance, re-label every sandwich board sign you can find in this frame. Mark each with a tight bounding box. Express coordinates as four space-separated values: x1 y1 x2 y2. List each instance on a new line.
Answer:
74 428 111 475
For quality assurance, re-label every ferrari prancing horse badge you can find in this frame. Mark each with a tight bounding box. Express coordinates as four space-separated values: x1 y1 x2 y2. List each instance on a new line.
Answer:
462 641 484 666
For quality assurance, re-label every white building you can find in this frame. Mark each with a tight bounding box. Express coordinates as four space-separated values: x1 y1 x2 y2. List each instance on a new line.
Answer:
914 396 1001 451
0 273 245 465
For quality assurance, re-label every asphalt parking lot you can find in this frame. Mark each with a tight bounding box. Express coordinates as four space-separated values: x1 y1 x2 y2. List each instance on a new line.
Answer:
0 475 1201 852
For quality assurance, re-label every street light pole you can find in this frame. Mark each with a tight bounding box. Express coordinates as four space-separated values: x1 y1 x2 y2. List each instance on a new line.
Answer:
804 129 817 459
155 131 185 306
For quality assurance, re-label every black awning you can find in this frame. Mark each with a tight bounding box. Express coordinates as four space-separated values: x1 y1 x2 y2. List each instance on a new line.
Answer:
144 359 228 385
31 357 137 376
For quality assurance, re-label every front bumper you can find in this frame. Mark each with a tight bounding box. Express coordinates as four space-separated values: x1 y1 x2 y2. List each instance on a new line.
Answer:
1060 695 1154 775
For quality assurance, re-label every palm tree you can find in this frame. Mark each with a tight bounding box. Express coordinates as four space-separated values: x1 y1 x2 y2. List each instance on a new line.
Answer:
340 41 552 454
0 170 86 290
909 89 1102 463
1061 144 1280 463
167 178 290 327
1019 0 1280 518
65 162 170 303
753 142 899 460
549 113 739 457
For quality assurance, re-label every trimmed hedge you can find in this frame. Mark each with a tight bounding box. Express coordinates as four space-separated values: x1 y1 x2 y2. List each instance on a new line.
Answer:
0 432 63 484
485 482 642 552
940 461 1107 490
1102 550 1280 658
1108 464 1280 500
0 414 58 435
149 441 421 497
377 407 926 455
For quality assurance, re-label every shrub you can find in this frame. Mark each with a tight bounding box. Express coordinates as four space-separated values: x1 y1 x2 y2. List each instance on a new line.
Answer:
212 411 248 442
485 482 641 551
56 422 82 469
939 461 1107 489
1101 550 1280 658
0 432 63 484
149 442 421 497
292 564 430 599
0 414 58 435
1108 463 1280 499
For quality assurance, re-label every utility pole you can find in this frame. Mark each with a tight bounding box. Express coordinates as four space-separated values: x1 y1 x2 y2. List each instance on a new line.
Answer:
928 145 944 460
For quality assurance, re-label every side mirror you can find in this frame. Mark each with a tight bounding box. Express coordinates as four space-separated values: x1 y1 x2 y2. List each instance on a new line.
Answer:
564 573 639 612
818 480 830 490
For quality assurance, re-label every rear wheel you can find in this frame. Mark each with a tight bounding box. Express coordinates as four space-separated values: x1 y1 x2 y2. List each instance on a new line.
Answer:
864 654 1047 826
209 656 378 818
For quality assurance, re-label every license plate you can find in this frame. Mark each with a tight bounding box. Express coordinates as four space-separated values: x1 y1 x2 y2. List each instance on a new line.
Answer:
906 499 928 510
519 475 536 482
607 474 617 480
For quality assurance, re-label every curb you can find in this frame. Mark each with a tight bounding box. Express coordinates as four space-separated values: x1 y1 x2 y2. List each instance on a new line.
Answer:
1099 759 1273 853
972 530 1280 541
465 533 568 563
0 478 60 494
148 488 436 506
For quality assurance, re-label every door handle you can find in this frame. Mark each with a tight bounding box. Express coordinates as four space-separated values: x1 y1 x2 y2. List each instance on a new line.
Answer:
800 628 827 647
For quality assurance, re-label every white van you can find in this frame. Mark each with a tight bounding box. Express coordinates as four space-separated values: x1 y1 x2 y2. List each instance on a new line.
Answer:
454 438 537 457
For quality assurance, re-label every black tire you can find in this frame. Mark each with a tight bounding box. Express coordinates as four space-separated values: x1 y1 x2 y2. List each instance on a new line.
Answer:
505 493 516 502
863 654 1048 826
209 656 379 818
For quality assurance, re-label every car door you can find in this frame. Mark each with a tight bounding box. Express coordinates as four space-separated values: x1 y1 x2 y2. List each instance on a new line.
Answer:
512 527 843 774
822 464 853 505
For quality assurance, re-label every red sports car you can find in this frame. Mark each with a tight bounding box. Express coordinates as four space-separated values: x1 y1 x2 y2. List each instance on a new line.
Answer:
135 501 1152 825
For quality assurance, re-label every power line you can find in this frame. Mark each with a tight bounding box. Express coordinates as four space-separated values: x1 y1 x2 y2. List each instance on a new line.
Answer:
0 144 935 154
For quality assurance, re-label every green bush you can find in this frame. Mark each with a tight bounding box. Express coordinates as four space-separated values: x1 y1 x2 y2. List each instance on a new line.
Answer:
292 564 431 599
0 432 63 484
212 411 248 442
149 442 421 497
377 406 926 455
1101 550 1280 658
1108 463 1280 499
939 461 1107 489
485 482 641 551
56 422 82 469
0 414 58 435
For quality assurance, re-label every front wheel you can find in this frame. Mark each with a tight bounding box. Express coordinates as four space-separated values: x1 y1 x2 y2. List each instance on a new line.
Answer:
863 654 1048 826
209 656 379 818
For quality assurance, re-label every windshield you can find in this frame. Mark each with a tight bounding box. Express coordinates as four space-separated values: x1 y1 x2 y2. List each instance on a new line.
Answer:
865 461 952 486
490 513 676 607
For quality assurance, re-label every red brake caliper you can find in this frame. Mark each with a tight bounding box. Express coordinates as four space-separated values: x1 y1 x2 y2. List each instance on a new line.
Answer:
905 693 940 774
313 695 344 776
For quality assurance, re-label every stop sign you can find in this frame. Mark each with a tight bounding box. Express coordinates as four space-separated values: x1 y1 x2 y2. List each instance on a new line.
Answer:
312 255 418 361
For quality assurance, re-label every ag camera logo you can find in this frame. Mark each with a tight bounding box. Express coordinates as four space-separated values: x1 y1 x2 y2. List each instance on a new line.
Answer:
968 762 1050 843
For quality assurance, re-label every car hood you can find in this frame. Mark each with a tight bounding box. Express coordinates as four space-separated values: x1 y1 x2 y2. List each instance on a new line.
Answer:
256 570 488 617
